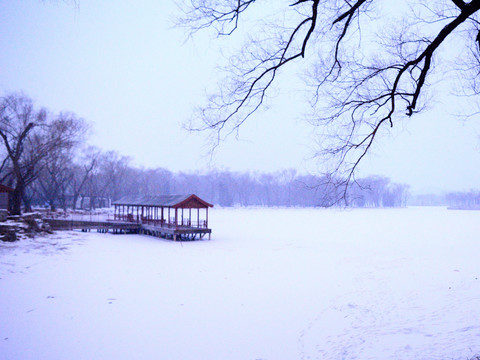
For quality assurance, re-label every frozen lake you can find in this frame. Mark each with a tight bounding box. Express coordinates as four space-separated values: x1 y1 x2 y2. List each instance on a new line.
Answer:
1 207 479 359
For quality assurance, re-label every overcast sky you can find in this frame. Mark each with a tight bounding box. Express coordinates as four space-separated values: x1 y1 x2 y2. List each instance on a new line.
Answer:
1 0 480 194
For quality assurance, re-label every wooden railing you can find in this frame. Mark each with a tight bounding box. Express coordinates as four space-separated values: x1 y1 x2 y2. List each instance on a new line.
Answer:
113 214 208 229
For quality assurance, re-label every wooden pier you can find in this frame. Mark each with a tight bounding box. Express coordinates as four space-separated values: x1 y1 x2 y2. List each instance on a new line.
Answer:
44 218 212 241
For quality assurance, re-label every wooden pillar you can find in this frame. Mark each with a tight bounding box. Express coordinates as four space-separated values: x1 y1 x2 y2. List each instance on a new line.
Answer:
189 208 191 227
168 207 170 226
206 207 208 228
181 208 184 226
136 206 139 223
175 208 178 228
161 207 164 225
197 208 199 228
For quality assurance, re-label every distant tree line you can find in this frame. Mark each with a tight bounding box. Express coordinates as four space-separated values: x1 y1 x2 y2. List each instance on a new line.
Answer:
0 92 410 213
445 190 480 209
30 166 410 210
407 191 480 208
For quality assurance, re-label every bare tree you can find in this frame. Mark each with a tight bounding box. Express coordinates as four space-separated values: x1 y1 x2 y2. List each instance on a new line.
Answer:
0 93 89 214
181 0 480 192
96 151 131 202
0 94 47 214
70 147 100 210
35 113 87 211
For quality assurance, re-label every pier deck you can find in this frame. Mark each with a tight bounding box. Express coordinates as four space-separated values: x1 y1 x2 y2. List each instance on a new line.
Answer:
44 218 211 241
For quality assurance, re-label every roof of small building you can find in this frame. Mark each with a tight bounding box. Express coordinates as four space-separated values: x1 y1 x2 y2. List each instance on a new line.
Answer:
112 194 213 208
0 184 14 192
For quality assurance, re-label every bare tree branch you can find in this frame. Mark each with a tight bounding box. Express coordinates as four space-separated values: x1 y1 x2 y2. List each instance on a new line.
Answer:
181 0 480 200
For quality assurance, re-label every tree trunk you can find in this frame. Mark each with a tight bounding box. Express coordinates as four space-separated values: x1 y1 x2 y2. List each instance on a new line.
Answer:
72 192 80 210
90 196 96 210
60 194 67 212
11 182 24 215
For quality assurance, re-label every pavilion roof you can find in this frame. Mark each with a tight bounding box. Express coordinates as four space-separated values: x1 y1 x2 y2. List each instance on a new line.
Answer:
112 194 213 208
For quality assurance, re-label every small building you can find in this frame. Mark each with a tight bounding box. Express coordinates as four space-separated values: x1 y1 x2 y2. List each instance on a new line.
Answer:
112 194 213 240
0 184 14 211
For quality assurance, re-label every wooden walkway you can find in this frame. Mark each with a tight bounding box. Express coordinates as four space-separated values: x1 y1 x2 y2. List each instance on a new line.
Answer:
44 218 211 241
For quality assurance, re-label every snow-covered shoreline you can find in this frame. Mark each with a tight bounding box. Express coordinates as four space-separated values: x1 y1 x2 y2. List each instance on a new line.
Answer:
1 207 479 359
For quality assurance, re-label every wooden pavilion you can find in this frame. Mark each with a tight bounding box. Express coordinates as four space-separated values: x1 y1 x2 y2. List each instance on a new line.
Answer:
112 194 213 240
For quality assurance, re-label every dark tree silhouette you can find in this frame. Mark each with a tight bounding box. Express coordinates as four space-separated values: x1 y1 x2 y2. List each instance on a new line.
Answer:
0 94 46 214
181 0 480 189
0 93 86 214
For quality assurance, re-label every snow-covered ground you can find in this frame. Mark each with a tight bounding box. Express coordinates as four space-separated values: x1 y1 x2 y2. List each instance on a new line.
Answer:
0 207 479 360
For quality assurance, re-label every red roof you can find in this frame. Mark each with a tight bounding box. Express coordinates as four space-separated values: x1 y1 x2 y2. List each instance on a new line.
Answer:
0 184 13 192
113 194 213 208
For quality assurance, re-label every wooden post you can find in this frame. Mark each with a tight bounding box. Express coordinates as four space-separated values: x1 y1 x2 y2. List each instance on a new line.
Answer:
175 208 178 229
206 207 208 229
197 208 199 228
161 207 164 226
